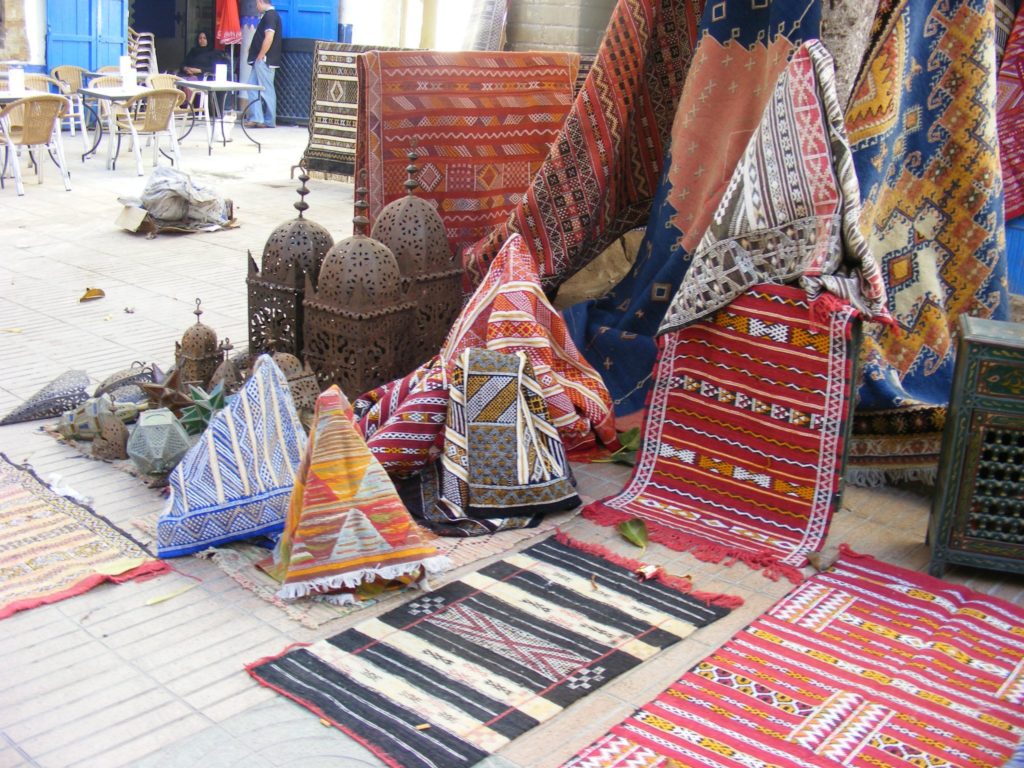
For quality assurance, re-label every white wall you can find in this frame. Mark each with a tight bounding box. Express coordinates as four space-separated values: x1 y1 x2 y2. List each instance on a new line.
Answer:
26 0 46 66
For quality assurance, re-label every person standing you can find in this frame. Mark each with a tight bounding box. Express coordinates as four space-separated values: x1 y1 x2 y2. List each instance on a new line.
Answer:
243 0 282 128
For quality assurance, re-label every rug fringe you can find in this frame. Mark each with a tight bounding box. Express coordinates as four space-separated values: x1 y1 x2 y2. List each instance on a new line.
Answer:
554 529 745 608
275 555 453 602
582 502 805 585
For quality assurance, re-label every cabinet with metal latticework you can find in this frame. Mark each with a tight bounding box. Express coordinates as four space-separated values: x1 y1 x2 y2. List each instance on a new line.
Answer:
929 315 1024 577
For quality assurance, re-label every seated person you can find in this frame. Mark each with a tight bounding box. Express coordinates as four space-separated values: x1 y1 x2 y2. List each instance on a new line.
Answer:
180 32 222 78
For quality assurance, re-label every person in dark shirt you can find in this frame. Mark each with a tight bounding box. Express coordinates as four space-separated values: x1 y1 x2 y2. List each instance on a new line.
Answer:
181 32 218 77
242 0 282 128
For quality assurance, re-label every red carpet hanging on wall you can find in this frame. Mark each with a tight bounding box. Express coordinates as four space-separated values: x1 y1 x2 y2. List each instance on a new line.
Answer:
356 50 580 259
563 548 1024 767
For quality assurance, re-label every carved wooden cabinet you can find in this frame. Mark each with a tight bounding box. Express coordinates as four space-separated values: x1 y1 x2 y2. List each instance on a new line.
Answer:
929 315 1024 577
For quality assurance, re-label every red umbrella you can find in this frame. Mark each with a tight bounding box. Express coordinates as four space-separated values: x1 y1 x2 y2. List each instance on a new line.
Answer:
216 0 242 47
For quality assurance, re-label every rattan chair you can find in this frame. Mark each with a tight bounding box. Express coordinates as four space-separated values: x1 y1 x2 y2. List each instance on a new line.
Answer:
148 73 203 140
0 94 72 195
113 88 185 175
51 65 90 148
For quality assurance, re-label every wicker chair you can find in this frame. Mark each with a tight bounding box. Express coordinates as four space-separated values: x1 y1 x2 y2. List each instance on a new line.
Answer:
0 94 72 195
148 73 203 141
51 65 90 148
113 88 185 175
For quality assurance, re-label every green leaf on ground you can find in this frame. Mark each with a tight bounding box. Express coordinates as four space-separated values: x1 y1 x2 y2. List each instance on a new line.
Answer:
617 517 649 552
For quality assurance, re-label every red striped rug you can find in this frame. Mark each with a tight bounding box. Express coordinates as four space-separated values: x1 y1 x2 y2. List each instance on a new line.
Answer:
584 283 858 583
564 547 1024 767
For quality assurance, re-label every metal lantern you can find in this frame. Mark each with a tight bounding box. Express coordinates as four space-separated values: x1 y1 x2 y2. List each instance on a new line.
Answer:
247 172 334 358
0 370 91 426
175 298 226 391
94 361 163 405
271 350 321 415
372 151 462 370
303 186 415 397
127 408 193 475
209 342 252 396
92 412 130 461
57 395 145 440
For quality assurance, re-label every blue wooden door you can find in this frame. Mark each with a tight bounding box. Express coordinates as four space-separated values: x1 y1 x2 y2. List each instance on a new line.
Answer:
46 0 128 70
272 0 338 40
97 0 129 67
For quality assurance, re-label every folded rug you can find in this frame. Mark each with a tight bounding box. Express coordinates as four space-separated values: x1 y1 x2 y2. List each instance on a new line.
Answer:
563 547 1024 767
563 0 825 416
585 283 858 583
463 0 702 290
355 233 617 474
264 386 450 604
249 533 740 768
157 355 305 558
847 0 1009 485
356 50 579 258
403 348 580 537
1 454 167 619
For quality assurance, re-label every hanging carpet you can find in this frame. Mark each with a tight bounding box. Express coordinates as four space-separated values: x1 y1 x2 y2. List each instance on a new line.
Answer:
563 0 826 416
845 0 1009 485
461 0 509 51
0 455 167 620
157 355 305 558
998 6 1024 221
462 0 704 291
584 284 859 584
563 547 1024 768
248 532 739 768
302 42 412 180
356 50 580 259
399 348 580 537
263 386 450 604
354 233 617 476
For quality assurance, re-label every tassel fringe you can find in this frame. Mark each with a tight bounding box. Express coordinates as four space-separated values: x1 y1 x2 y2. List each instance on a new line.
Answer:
275 555 453 602
582 502 806 585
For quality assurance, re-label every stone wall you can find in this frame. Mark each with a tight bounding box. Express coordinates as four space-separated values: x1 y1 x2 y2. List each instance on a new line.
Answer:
506 0 614 53
0 0 30 63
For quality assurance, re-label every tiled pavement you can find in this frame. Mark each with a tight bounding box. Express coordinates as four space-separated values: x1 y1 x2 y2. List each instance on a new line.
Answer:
1 125 1022 768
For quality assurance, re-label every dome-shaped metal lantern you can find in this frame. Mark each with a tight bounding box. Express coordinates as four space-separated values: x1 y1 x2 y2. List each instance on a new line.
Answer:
127 408 192 475
271 349 320 415
247 172 334 358
93 412 129 461
175 299 226 391
371 150 462 370
303 185 415 396
209 342 252 396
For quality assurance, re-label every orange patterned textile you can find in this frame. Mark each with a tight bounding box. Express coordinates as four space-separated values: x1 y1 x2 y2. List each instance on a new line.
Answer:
264 386 450 604
356 50 579 258
443 234 618 451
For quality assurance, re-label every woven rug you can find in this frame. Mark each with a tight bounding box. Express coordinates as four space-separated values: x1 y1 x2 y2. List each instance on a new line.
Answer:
0 455 167 620
248 532 739 767
564 547 1024 767
846 0 1009 485
584 283 858 583
354 233 617 472
302 41 410 180
263 386 450 604
998 6 1024 221
356 50 580 258
400 348 580 537
157 355 305 558
463 0 703 291
462 0 508 50
563 0 825 416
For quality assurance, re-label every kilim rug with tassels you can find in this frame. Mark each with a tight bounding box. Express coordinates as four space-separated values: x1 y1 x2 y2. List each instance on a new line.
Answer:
584 283 858 583
356 50 580 258
248 533 739 768
563 547 1024 768
0 454 167 620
